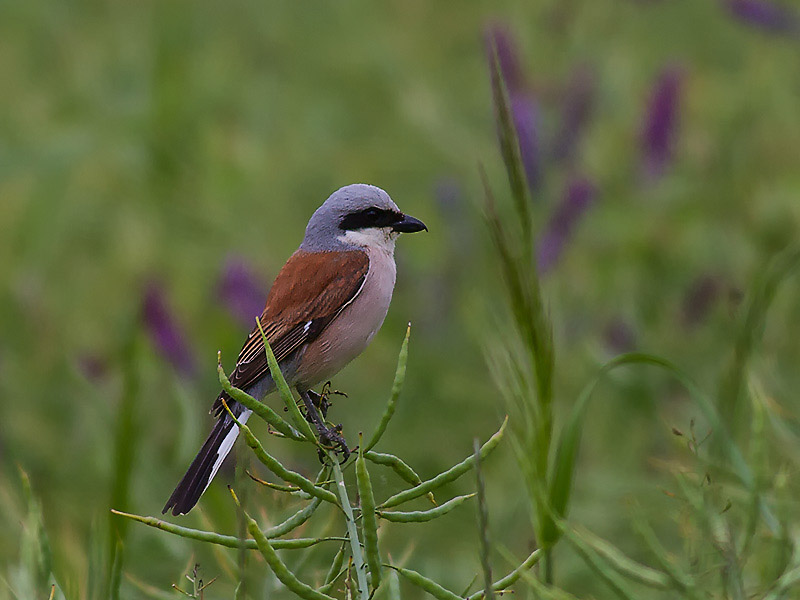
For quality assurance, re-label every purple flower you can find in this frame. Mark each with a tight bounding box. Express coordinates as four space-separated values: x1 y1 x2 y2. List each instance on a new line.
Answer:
142 281 197 378
486 22 525 92
725 0 800 35
485 23 541 194
551 65 595 164
217 256 267 329
536 177 596 274
603 317 637 353
77 354 108 381
510 93 541 192
641 66 683 180
681 274 723 327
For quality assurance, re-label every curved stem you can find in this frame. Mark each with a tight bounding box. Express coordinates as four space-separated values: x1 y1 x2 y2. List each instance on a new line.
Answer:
331 459 369 600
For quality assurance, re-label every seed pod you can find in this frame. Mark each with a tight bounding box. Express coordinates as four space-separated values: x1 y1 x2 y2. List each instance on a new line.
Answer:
380 418 507 509
365 325 411 451
365 451 437 506
389 565 462 600
220 400 338 506
111 510 344 551
357 437 382 588
246 509 337 600
378 494 474 523
318 544 346 594
218 358 302 440
255 319 317 442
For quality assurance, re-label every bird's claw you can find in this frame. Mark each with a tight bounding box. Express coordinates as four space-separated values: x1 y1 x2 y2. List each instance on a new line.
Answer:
321 381 348 399
306 389 332 419
316 423 350 464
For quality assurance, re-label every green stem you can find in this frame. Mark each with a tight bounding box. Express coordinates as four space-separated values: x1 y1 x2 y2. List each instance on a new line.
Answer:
543 549 553 585
331 460 369 600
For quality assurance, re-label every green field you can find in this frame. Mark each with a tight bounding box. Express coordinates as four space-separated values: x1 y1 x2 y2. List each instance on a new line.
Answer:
2 1 800 598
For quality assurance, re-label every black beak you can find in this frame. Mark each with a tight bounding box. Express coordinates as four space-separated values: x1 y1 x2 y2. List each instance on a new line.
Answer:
392 214 428 233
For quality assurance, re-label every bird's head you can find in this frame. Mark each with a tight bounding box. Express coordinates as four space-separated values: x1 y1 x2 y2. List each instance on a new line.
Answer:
301 184 427 253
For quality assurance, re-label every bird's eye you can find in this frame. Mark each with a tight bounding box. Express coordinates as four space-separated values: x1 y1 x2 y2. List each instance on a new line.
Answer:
339 207 392 230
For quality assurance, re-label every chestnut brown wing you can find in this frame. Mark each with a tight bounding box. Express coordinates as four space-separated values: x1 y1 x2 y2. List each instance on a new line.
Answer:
213 249 369 412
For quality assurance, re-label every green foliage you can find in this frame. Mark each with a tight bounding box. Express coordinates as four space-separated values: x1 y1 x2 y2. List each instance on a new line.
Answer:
355 439 381 588
217 356 304 441
115 333 519 600
365 324 411 453
256 320 317 443
3 2 800 598
482 13 800 598
377 495 474 523
473 440 494 600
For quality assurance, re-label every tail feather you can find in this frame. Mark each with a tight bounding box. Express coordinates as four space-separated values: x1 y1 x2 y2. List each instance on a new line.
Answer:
163 402 252 516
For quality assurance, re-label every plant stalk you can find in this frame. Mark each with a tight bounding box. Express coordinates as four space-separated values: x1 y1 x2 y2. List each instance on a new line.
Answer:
331 459 370 600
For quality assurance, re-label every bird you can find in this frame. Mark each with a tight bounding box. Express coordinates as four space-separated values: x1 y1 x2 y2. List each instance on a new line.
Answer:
163 184 427 516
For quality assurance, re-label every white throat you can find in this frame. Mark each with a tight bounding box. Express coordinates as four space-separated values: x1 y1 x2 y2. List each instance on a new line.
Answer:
338 227 398 255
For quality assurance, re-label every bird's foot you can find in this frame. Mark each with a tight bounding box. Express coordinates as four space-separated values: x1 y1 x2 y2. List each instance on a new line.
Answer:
306 389 331 419
321 380 348 399
308 383 348 419
299 389 351 463
316 423 351 464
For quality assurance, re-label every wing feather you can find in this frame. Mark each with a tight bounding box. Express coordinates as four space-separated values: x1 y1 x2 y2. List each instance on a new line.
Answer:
213 249 369 413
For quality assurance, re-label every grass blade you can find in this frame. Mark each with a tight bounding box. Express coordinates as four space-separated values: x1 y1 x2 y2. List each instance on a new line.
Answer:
631 511 698 596
764 562 800 600
108 328 140 572
18 468 52 593
547 351 778 543
486 36 532 245
716 244 800 445
561 527 638 600
564 523 670 589
108 540 123 600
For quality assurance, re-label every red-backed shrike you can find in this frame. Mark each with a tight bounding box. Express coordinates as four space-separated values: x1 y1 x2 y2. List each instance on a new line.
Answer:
163 184 427 516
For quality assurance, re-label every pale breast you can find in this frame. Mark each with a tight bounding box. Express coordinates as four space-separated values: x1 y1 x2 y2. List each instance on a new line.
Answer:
293 248 397 388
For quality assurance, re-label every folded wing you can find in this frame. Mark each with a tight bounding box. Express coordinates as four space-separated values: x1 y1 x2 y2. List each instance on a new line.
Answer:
213 249 370 412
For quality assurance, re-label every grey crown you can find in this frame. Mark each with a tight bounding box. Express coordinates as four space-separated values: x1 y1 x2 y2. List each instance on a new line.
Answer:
300 184 399 252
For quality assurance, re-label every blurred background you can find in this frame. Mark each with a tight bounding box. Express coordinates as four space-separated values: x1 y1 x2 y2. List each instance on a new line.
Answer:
2 0 800 598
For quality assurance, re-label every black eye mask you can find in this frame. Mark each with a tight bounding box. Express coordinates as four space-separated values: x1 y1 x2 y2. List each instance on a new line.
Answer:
339 207 402 231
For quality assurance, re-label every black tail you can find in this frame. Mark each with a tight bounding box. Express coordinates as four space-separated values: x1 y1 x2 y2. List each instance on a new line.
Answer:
163 401 246 516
